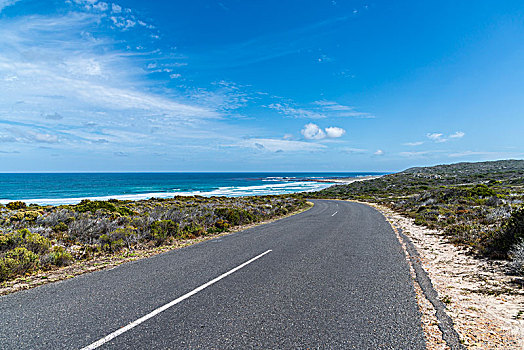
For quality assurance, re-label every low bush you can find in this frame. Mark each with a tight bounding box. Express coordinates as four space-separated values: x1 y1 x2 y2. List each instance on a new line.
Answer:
150 220 178 242
0 247 40 281
0 229 50 254
6 201 26 210
481 206 524 258
509 241 524 275
468 184 497 198
215 207 255 226
41 246 73 267
214 219 229 231
99 233 125 253
72 200 134 216
180 222 206 239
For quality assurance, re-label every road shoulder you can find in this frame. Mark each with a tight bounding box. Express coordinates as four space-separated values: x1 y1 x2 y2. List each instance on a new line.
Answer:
365 201 524 349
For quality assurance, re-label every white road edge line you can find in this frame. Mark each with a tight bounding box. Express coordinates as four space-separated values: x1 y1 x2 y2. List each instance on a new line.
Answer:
80 249 273 350
331 211 338 216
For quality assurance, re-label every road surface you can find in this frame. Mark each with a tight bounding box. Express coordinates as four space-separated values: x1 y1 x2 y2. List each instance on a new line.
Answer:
0 200 425 349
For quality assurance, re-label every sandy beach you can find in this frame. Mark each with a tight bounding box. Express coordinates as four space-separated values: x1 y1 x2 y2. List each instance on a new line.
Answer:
305 175 384 184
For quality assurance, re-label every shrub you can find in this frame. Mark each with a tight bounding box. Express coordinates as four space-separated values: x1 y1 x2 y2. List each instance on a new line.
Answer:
6 201 26 210
48 246 73 267
7 211 40 223
68 216 118 244
38 209 75 227
22 229 51 254
8 212 25 222
22 211 40 222
109 226 139 249
0 196 310 282
99 233 125 253
444 223 472 236
73 200 134 216
53 222 69 233
214 219 229 231
0 229 50 254
482 206 524 258
215 208 255 226
180 222 205 239
150 220 178 241
509 241 524 275
468 184 497 198
0 247 40 281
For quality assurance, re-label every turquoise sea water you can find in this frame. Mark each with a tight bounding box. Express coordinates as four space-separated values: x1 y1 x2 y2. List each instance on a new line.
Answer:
0 172 384 205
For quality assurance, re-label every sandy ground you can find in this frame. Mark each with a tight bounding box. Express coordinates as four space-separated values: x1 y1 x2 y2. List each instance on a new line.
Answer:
369 202 524 349
327 175 383 184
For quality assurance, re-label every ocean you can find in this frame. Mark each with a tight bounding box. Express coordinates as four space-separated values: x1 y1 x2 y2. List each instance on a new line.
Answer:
0 172 384 205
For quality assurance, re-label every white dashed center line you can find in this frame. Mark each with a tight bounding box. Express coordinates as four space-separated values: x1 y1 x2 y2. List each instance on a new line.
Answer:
332 211 338 216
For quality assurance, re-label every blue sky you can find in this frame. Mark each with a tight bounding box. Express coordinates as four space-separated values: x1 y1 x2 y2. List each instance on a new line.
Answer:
0 0 523 172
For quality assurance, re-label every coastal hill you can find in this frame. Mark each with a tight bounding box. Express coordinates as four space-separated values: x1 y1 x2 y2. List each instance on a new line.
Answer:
402 159 524 182
320 159 524 197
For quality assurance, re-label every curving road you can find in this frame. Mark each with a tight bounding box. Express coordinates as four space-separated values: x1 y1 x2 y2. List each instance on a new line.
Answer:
0 200 425 349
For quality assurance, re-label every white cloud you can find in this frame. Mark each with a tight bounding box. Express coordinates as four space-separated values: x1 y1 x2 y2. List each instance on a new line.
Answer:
269 103 326 119
110 16 136 29
325 126 346 138
189 81 252 112
403 141 423 146
65 57 103 77
427 131 465 143
0 0 20 13
448 151 497 158
68 1 150 31
1 128 60 144
301 123 346 140
341 147 367 154
449 131 465 139
374 149 384 156
111 3 122 13
33 132 59 143
426 132 445 142
44 112 63 120
314 100 354 111
0 14 217 118
267 100 373 120
314 100 374 118
92 2 108 11
399 151 433 157
237 138 326 152
301 123 326 140
0 9 252 159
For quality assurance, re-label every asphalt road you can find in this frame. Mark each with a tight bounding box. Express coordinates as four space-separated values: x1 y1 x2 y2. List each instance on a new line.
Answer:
0 200 426 349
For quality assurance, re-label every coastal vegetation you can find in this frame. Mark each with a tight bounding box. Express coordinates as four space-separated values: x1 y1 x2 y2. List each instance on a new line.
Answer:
310 160 524 274
0 195 308 282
